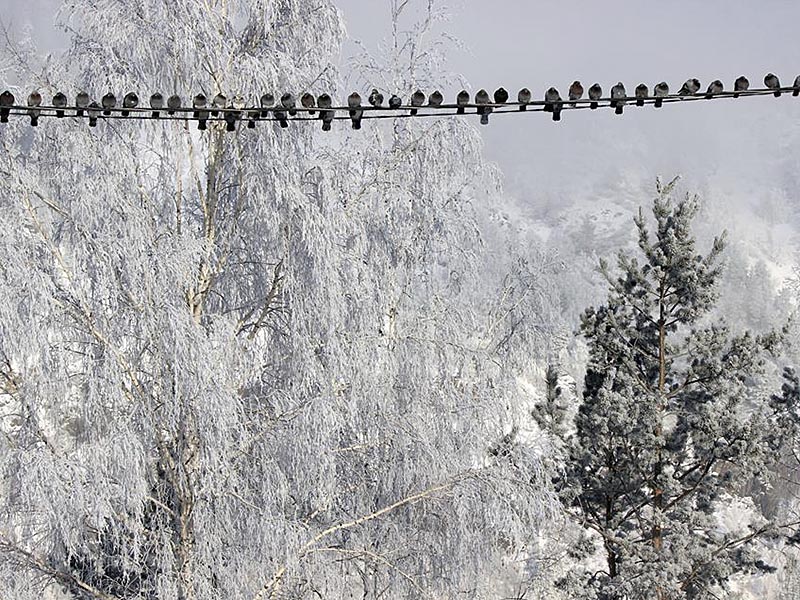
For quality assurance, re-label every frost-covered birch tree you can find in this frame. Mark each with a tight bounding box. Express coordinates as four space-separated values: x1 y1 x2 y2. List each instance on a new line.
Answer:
0 1 559 599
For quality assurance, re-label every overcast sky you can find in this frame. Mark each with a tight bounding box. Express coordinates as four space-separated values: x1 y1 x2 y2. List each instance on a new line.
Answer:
6 0 800 227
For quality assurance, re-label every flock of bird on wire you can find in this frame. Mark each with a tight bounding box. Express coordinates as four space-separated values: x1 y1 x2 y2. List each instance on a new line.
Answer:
1 73 798 131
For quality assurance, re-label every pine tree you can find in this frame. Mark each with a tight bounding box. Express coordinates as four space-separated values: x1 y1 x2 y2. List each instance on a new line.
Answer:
544 178 793 600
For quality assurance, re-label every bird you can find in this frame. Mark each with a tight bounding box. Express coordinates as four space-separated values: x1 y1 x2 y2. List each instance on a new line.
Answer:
122 92 138 117
610 82 627 115
764 73 781 97
475 89 491 125
87 101 101 127
211 93 227 117
793 75 800 97
149 93 164 118
76 91 90 116
517 88 531 110
0 90 14 123
410 89 425 115
101 92 116 116
348 92 363 129
635 83 648 106
280 93 296 117
167 94 181 115
27 91 42 126
260 93 275 118
568 81 584 107
588 83 602 110
274 100 288 128
545 87 563 121
232 94 245 110
493 87 509 105
733 76 749 98
678 78 701 96
193 94 208 130
456 90 469 114
428 90 443 107
52 92 67 118
368 88 384 108
247 109 259 129
705 80 723 99
224 110 238 132
301 92 316 115
653 81 669 108
317 93 333 131
388 94 402 109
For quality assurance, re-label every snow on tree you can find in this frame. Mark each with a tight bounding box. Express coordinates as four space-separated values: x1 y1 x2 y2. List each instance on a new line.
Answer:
0 1 559 598
538 177 798 600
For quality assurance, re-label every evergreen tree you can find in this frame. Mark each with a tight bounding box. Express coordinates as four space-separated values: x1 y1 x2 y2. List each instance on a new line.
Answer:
544 178 794 600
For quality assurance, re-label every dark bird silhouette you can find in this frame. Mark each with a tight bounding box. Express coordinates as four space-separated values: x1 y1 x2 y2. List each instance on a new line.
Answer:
101 92 116 116
247 108 258 129
281 93 296 117
678 78 701 96
610 82 626 115
226 95 244 131
764 73 781 97
0 90 14 123
260 93 275 118
588 83 602 110
76 91 90 117
517 87 531 110
635 83 648 106
193 94 208 130
52 92 67 118
456 90 469 114
733 76 749 98
428 90 443 107
568 81 583 107
167 94 181 115
705 80 724 99
317 93 333 131
410 89 425 115
545 87 563 121
654 82 669 108
301 92 316 115
27 91 42 126
211 93 227 117
348 92 363 129
493 87 509 105
274 105 288 128
122 92 138 117
475 89 491 125
149 93 164 118
793 75 800 97
368 88 384 107
88 101 101 127
388 94 402 109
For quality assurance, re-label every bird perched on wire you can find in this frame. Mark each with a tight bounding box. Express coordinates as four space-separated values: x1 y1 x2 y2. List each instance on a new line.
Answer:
101 92 117 116
428 90 443 107
793 75 800 97
494 87 509 106
27 91 42 126
388 94 402 109
410 89 425 116
368 88 384 108
301 93 316 115
211 93 227 117
764 73 781 97
88 101 101 127
247 108 259 129
568 81 583 107
544 87 563 121
635 83 648 106
149 93 164 118
678 78 701 96
588 83 602 110
475 89 491 125
705 80 724 99
348 92 363 129
653 81 669 108
0 90 14 123
456 90 469 114
281 93 297 117
317 93 333 131
122 92 139 117
226 94 244 131
193 94 209 130
517 88 531 110
610 82 626 115
167 94 181 115
260 93 275 118
75 91 90 117
733 76 749 98
52 92 67 118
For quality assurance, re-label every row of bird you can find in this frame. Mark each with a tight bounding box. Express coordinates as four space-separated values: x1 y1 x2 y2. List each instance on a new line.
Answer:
1 73 798 130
